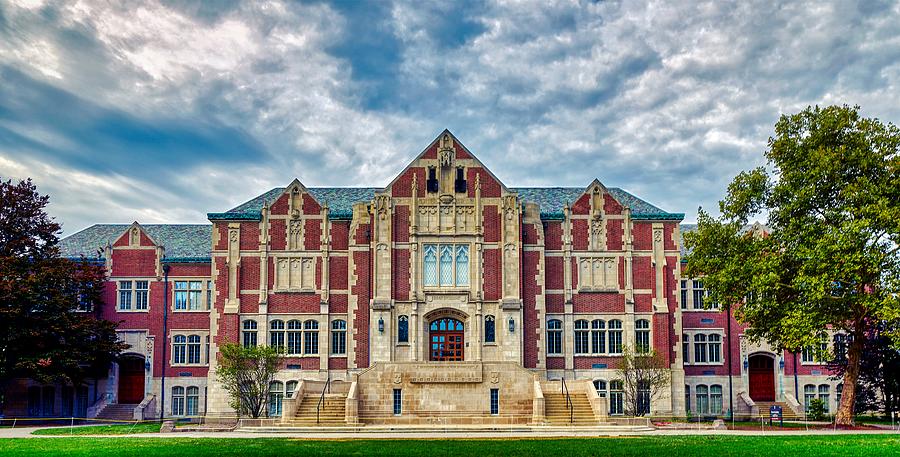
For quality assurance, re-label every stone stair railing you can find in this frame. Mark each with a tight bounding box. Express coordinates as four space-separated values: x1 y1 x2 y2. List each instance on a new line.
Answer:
135 394 156 420
281 380 304 423
345 379 359 425
580 379 608 424
531 379 546 425
782 393 802 416
738 391 759 417
86 392 112 419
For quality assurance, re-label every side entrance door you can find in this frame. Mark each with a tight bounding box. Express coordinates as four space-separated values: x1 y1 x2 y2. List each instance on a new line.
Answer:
118 356 146 404
748 354 776 401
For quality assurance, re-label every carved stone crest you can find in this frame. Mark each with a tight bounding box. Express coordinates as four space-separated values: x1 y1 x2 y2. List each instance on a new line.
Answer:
392 372 402 384
490 371 500 384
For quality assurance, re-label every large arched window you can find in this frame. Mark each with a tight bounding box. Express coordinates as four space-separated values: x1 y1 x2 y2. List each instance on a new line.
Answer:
398 315 409 343
694 334 708 363
187 335 202 364
609 380 624 415
303 320 319 354
574 320 590 354
269 381 284 417
331 320 347 355
242 320 257 348
696 384 709 415
173 335 187 364
546 319 563 355
270 320 285 350
455 245 469 287
439 245 454 286
635 319 650 353
818 384 831 413
186 386 199 416
591 320 606 354
423 245 438 286
484 315 496 344
172 386 185 416
593 380 607 398
710 385 723 415
608 320 623 354
287 320 302 355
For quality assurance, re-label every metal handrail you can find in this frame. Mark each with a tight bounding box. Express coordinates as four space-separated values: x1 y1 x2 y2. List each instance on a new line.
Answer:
316 377 331 424
561 377 573 424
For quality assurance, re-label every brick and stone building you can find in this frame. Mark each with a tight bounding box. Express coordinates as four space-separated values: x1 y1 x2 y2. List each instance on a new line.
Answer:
6 131 843 423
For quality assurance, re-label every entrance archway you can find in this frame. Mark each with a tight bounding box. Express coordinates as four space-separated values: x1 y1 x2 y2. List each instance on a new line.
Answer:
118 355 146 404
429 318 464 361
748 353 775 401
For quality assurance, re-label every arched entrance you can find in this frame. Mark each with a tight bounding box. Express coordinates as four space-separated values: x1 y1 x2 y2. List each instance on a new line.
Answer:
748 353 775 401
429 318 464 361
117 354 146 404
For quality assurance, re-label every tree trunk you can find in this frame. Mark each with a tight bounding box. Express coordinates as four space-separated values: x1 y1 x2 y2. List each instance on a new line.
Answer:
835 328 865 426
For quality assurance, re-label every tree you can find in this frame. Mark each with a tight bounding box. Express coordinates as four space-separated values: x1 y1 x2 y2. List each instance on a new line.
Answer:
215 343 285 418
0 177 125 414
617 346 671 416
684 105 900 425
829 321 900 418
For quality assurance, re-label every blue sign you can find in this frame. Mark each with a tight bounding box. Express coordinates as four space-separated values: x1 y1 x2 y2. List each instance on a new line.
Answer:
591 363 608 369
770 405 783 426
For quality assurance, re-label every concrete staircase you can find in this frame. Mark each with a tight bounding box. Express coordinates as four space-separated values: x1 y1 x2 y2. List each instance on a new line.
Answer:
286 394 347 426
543 391 598 425
753 400 802 419
95 403 137 422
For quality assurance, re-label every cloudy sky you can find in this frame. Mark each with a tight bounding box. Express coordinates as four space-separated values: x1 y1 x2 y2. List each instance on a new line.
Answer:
2 0 899 235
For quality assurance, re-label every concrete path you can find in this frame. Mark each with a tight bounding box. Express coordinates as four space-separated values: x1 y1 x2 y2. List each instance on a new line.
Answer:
1 426 898 439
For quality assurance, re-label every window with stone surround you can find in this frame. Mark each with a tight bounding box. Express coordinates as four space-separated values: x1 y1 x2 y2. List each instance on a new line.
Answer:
274 257 316 292
242 320 257 348
172 386 185 416
680 279 719 310
303 320 319 354
591 320 606 354
546 319 563 355
270 320 285 350
173 333 207 365
174 280 210 311
635 319 651 353
577 257 617 291
683 330 724 365
801 333 829 364
397 316 409 343
423 243 469 288
484 315 496 344
287 320 302 355
331 319 346 355
608 320 623 354
118 280 149 311
574 320 590 354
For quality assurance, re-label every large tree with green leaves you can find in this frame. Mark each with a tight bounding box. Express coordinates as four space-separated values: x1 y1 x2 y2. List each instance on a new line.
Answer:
0 177 125 414
216 343 285 418
684 105 900 425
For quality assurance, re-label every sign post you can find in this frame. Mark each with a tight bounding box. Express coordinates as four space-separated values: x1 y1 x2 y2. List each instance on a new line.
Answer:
769 405 783 427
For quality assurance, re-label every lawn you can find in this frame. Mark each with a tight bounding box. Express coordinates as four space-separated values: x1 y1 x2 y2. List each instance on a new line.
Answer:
31 423 161 435
1 435 900 457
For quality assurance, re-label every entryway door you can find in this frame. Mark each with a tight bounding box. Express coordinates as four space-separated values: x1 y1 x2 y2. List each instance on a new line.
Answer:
748 354 776 401
430 318 464 361
118 356 146 404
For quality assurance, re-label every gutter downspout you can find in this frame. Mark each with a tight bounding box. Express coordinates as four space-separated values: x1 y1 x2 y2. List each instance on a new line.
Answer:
727 306 734 420
160 264 170 421
793 352 799 403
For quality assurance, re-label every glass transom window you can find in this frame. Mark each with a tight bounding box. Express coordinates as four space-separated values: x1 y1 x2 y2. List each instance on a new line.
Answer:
423 243 469 287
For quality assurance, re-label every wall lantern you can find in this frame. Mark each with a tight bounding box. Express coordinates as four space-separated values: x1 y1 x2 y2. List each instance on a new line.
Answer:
508 317 515 333
378 317 385 333
145 360 151 371
743 360 749 370
779 359 785 370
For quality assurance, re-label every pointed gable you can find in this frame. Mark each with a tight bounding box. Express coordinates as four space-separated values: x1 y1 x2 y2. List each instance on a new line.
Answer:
112 222 159 248
382 130 508 198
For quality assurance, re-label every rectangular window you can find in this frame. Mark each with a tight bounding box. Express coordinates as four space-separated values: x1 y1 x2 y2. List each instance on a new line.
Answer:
490 388 499 415
175 281 204 311
187 336 201 364
118 281 133 310
578 257 618 290
692 280 705 309
680 280 688 309
134 281 148 310
608 321 623 354
393 389 402 415
206 281 213 309
423 243 470 288
174 281 188 310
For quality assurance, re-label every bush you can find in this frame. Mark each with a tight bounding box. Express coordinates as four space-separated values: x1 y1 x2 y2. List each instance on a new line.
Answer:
807 399 827 421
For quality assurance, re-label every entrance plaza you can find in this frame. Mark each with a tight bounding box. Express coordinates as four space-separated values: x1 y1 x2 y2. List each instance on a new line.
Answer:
4 132 845 427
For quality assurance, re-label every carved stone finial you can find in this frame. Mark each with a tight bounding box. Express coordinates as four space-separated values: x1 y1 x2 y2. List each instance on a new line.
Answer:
475 173 481 191
411 172 417 192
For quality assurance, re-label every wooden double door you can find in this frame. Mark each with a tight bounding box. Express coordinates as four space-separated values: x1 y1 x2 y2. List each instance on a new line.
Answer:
430 318 464 361
748 354 776 401
118 356 146 404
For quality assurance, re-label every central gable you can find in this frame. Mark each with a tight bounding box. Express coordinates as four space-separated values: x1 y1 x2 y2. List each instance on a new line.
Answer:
382 130 509 199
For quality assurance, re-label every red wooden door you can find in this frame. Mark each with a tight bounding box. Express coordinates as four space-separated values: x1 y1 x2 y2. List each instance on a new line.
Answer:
748 355 775 401
430 318 465 361
118 357 145 404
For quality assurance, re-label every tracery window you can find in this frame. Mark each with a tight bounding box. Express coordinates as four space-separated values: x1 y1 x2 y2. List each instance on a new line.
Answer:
423 244 469 287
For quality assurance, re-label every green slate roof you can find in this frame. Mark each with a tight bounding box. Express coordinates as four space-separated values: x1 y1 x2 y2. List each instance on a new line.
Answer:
208 187 378 221
210 187 683 222
59 224 212 262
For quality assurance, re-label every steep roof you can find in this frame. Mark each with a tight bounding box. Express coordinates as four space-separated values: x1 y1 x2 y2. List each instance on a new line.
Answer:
211 187 683 222
59 224 211 262
208 187 378 221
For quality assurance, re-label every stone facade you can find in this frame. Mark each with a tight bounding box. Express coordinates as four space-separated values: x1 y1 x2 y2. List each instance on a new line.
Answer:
8 130 842 422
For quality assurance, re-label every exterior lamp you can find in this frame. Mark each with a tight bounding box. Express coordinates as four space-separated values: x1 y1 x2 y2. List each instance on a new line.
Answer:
743 360 749 371
508 317 515 333
378 317 384 333
779 359 785 370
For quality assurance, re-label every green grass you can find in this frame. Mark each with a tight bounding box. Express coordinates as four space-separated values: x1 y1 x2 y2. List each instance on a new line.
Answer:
1 436 900 457
30 423 161 436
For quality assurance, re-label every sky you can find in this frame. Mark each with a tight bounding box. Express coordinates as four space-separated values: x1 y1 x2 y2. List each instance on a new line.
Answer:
1 0 899 235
